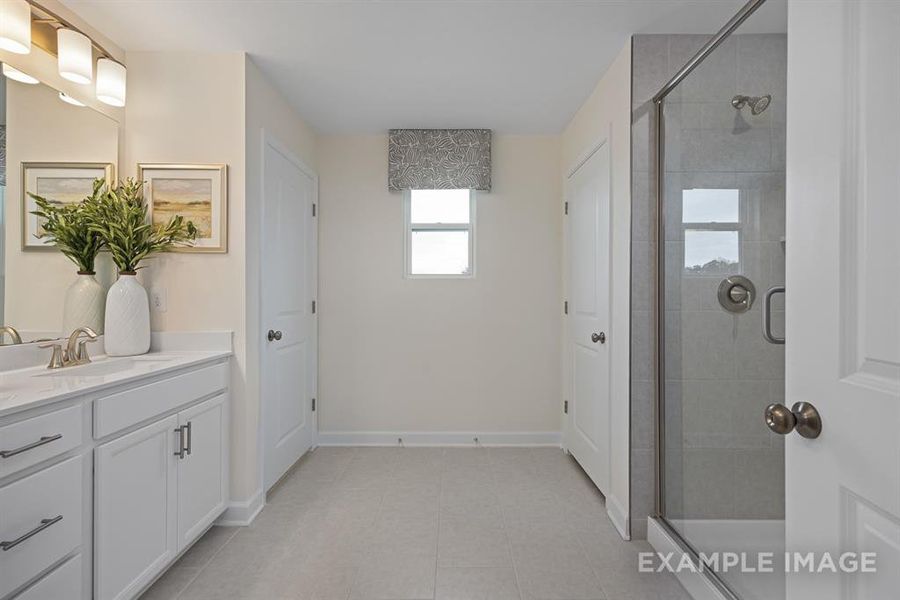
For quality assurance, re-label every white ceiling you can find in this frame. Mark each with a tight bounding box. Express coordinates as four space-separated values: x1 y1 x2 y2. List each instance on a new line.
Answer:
63 0 787 134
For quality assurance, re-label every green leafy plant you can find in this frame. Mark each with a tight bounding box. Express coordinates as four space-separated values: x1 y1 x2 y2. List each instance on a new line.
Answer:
87 178 197 273
29 178 107 274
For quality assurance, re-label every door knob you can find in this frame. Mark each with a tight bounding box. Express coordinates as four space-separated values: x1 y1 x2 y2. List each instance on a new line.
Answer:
591 332 606 344
765 401 822 439
267 330 283 342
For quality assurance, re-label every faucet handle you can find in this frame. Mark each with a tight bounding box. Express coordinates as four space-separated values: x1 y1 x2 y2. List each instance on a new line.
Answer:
39 343 66 369
76 337 97 363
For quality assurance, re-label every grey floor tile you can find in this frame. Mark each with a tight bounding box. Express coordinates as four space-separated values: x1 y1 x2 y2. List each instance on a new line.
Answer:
435 567 522 600
140 567 201 600
143 447 689 600
349 554 437 600
438 516 512 568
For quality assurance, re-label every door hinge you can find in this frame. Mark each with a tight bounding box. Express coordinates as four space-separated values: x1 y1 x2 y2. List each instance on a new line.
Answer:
312 203 317 217
564 300 568 315
312 300 316 314
311 398 316 412
564 400 568 414
564 201 568 215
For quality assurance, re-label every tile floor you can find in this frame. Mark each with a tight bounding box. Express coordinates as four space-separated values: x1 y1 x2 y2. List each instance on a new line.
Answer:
141 447 690 600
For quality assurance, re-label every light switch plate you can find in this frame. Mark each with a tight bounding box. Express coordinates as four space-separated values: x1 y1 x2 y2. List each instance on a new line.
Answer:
150 287 168 312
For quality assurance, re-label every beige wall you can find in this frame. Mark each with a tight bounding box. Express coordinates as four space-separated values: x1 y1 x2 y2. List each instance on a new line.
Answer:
243 56 318 499
4 80 119 334
317 134 562 436
122 51 250 499
561 41 632 536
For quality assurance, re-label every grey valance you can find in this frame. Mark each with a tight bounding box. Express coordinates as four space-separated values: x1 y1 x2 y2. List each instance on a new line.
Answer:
388 129 491 192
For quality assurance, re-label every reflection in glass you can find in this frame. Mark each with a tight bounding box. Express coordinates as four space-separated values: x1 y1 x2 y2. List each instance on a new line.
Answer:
682 188 739 223
684 230 739 274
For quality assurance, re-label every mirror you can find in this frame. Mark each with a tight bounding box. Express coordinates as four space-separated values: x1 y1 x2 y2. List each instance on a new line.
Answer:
0 70 120 345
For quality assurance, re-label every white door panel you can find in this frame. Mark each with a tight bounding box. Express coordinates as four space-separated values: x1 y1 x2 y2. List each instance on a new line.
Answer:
94 416 178 600
565 140 612 494
177 394 227 549
262 134 318 491
786 1 900 598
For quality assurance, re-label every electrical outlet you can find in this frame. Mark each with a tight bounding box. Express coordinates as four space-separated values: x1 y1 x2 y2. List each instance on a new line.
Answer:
150 287 167 312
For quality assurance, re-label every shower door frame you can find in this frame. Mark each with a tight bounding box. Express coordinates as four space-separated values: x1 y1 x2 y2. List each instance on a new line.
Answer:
650 0 774 598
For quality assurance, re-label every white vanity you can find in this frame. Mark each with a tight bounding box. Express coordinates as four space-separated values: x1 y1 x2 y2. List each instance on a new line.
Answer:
0 333 231 600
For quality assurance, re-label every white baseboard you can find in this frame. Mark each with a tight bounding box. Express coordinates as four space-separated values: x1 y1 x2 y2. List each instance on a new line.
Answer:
647 517 727 600
317 431 562 447
216 489 264 526
606 494 630 541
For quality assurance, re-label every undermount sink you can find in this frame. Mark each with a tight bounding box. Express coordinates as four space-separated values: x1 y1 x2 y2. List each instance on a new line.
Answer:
37 356 176 378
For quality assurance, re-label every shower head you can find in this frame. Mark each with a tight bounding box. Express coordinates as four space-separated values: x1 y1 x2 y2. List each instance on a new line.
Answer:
732 94 772 116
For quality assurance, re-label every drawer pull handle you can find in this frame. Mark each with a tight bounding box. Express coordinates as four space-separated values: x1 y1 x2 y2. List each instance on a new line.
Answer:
0 515 63 551
0 434 63 459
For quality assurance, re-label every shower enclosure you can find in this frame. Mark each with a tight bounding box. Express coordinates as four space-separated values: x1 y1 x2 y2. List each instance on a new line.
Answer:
652 1 787 598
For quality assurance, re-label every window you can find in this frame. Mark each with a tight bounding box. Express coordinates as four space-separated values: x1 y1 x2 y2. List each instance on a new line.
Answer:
405 189 475 277
682 188 741 275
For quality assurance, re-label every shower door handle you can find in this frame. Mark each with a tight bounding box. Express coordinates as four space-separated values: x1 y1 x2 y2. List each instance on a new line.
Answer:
762 286 785 344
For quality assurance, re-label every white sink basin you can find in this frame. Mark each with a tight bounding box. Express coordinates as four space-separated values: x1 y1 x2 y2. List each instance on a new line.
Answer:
37 356 176 378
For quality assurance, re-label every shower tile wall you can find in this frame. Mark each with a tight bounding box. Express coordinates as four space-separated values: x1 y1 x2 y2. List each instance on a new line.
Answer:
630 34 787 536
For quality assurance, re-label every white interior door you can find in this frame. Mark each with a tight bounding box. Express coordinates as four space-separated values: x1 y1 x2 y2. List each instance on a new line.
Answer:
786 1 900 598
565 141 611 494
262 134 318 492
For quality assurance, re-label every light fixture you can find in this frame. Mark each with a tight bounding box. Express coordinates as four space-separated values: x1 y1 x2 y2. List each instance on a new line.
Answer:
2 63 38 84
59 91 85 107
96 58 125 107
0 0 31 54
57 28 92 84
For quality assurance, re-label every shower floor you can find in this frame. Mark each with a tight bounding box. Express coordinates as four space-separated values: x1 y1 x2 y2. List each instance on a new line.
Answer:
669 519 785 600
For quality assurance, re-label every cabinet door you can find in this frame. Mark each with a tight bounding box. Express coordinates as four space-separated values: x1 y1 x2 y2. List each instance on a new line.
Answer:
95 415 178 600
177 394 227 550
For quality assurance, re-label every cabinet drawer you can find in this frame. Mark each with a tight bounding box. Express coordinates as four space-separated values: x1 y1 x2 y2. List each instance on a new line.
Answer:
0 405 82 480
13 554 83 600
0 456 83 599
94 361 228 439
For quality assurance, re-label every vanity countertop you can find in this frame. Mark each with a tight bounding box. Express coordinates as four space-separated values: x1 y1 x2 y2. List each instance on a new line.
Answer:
0 350 231 419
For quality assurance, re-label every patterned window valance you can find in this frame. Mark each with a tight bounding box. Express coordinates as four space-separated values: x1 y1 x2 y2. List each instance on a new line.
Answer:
388 129 491 192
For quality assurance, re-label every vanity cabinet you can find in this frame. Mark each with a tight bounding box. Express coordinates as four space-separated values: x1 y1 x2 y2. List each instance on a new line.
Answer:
94 415 178 600
0 350 230 600
95 394 228 600
176 395 227 549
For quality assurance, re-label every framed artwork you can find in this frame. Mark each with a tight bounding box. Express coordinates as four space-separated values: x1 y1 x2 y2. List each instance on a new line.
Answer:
22 162 115 250
138 163 228 253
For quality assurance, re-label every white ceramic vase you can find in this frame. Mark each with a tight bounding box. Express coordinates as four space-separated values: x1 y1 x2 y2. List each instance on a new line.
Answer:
104 273 150 356
62 272 105 334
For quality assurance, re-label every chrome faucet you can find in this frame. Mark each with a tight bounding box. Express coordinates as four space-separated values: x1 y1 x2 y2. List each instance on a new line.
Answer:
40 327 99 369
0 325 22 345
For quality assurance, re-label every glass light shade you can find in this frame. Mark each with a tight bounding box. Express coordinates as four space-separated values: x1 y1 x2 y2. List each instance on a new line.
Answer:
0 0 32 55
57 28 92 84
96 58 125 106
2 63 38 84
59 91 85 107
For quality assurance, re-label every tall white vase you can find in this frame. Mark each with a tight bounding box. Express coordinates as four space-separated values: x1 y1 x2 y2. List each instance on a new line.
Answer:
104 273 150 356
62 272 105 334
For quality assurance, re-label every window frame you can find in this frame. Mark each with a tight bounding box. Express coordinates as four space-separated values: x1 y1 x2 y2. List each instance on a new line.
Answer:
403 188 476 279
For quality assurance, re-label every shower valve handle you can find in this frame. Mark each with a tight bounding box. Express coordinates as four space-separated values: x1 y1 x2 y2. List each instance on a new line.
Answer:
765 402 822 439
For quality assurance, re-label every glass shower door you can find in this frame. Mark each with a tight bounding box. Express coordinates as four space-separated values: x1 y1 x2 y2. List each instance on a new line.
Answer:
659 29 787 600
